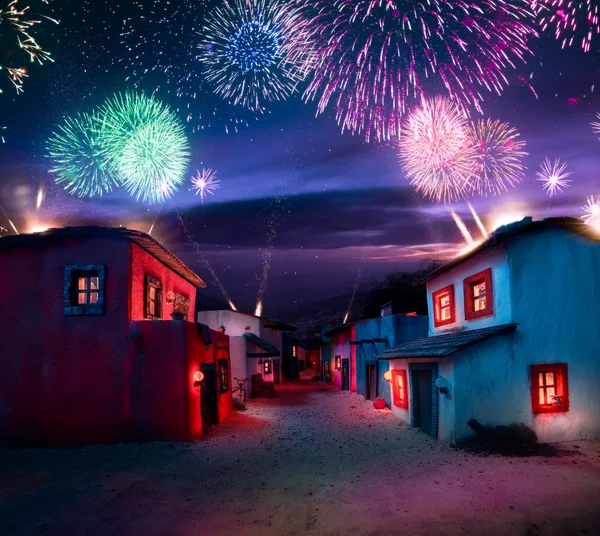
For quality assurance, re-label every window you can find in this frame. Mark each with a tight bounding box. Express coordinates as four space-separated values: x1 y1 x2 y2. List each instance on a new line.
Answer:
263 360 272 374
432 285 455 327
174 293 190 320
464 268 494 320
64 265 106 315
218 358 230 393
531 364 569 414
392 370 408 409
335 355 341 370
292 345 297 358
145 275 163 319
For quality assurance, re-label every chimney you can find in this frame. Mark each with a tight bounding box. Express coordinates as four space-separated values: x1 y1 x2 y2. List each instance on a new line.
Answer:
380 302 393 317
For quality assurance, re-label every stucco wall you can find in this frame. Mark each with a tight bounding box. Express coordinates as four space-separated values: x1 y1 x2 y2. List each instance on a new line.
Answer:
388 358 454 442
130 243 197 321
331 329 352 389
425 246 512 335
508 228 600 442
196 310 261 336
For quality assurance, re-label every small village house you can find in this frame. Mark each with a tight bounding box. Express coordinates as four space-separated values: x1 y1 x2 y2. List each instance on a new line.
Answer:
379 217 600 443
196 310 297 394
322 310 428 404
0 227 233 445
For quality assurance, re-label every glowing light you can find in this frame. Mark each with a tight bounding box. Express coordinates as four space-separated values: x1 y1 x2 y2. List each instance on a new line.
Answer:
0 0 58 94
450 210 474 245
198 0 311 112
26 223 49 234
592 113 600 138
536 158 572 196
469 119 528 196
468 203 489 239
228 300 237 311
491 213 527 232
459 240 483 257
399 97 477 204
36 186 44 210
254 300 263 317
343 312 349 324
533 0 600 52
100 91 191 204
582 195 600 228
8 218 19 235
294 0 537 142
192 169 220 203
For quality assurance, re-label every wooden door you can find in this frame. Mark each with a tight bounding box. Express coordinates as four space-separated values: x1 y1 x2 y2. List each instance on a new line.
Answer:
366 364 377 400
273 359 281 384
200 363 219 433
412 370 433 436
341 359 349 390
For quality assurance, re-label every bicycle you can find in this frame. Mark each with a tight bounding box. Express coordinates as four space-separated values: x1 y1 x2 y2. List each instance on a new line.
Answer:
232 377 249 402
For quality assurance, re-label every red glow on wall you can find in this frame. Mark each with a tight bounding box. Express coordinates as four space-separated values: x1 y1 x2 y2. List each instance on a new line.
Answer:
531 363 569 414
392 370 408 409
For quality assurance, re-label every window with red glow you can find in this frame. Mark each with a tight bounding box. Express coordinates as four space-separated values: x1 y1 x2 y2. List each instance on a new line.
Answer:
263 360 272 374
432 285 455 327
77 274 99 304
530 364 569 414
392 370 408 409
335 355 341 370
464 268 494 320
293 345 297 358
145 275 163 319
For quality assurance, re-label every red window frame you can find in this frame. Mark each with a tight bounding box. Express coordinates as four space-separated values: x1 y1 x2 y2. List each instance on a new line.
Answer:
432 285 455 327
464 268 494 321
392 370 408 409
530 363 569 414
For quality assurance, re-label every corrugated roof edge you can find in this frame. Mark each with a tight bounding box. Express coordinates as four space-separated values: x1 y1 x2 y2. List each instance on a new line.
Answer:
414 217 598 286
0 226 207 288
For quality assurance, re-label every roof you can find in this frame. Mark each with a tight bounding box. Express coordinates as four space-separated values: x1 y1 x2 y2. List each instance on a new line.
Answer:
0 226 206 288
198 310 297 331
417 217 599 285
377 323 518 360
244 332 281 358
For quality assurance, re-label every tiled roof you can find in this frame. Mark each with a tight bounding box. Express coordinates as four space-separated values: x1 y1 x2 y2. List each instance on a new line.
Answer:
0 226 206 288
416 217 599 285
244 333 280 358
378 323 518 360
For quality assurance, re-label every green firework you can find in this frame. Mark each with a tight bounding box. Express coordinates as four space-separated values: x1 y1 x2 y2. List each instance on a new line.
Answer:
47 112 119 197
99 91 191 204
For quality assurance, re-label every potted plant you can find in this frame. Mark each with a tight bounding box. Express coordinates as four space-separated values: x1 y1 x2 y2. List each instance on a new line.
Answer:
373 398 386 410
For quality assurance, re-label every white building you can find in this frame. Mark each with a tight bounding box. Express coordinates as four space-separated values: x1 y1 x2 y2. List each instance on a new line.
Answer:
196 310 297 394
379 217 600 444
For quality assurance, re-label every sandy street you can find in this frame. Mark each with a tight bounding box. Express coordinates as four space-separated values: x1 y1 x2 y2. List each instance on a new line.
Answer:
1 380 599 536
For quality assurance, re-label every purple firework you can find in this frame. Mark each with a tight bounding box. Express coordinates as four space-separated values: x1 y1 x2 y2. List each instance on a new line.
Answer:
293 0 537 143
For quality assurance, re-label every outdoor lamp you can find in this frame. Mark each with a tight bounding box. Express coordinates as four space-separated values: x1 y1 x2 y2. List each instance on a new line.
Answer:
384 370 392 383
193 370 204 387
166 291 175 305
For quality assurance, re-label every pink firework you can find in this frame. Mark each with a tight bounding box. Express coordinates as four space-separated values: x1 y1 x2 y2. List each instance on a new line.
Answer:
292 0 537 142
192 169 220 202
533 1 600 52
398 97 478 204
536 158 572 196
470 119 528 196
582 195 600 227
592 113 600 138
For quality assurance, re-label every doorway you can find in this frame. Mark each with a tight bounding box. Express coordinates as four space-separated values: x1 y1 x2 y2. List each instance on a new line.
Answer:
321 361 330 382
341 358 349 390
409 363 439 438
273 359 281 384
200 363 219 433
365 363 377 401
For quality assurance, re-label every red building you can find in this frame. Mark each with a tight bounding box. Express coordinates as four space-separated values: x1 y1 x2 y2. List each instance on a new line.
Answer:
0 227 233 445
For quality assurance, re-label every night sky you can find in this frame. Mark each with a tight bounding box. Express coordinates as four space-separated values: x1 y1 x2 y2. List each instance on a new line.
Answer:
1 0 600 315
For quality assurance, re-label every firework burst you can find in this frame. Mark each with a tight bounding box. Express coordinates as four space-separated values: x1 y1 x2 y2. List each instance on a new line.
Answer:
0 0 58 94
536 158 572 196
192 169 220 202
582 195 600 227
198 0 311 112
119 0 256 134
47 112 119 197
533 1 599 52
592 113 600 138
100 91 191 204
469 119 528 196
399 97 478 204
293 0 537 142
